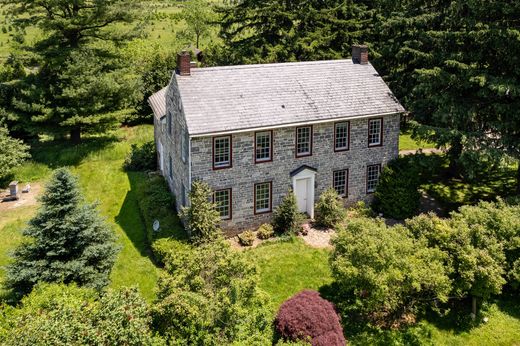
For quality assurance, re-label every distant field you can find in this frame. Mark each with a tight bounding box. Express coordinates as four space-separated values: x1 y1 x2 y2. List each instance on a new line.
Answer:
0 0 223 62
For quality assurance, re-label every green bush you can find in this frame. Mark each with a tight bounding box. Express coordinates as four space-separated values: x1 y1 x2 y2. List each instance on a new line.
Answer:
238 230 255 246
151 238 192 266
180 181 222 243
315 188 346 228
134 175 185 250
373 156 421 219
257 223 274 240
152 240 272 344
0 283 162 346
330 218 451 325
273 190 302 235
123 140 156 171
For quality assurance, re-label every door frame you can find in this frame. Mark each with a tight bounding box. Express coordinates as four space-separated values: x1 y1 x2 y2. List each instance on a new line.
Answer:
291 168 316 218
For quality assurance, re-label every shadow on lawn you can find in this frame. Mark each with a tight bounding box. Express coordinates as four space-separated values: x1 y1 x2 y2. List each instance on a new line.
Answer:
29 135 118 168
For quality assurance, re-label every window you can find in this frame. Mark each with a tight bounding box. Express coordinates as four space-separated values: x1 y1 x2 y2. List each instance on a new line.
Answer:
214 189 231 220
296 126 312 157
168 154 173 180
213 136 232 169
366 164 381 193
167 111 172 135
333 169 349 197
255 131 272 163
368 118 383 147
181 134 186 163
254 182 272 214
334 122 350 151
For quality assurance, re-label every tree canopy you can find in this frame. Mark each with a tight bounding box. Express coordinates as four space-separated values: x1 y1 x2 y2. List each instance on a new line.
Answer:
0 124 30 184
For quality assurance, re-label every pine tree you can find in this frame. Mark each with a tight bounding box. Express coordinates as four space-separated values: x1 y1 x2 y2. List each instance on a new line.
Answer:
5 168 119 296
272 189 301 234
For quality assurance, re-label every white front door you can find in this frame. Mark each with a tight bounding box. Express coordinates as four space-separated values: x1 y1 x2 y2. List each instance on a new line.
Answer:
295 178 309 213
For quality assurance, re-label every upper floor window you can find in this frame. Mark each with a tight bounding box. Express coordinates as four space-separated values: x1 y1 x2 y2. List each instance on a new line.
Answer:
334 122 350 151
167 112 172 135
366 164 381 193
368 118 383 147
333 169 349 197
255 182 272 214
213 135 232 169
181 134 187 163
296 126 312 157
214 188 232 220
255 131 272 163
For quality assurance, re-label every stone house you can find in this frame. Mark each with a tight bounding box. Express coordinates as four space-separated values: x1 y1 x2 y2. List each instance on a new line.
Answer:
149 46 405 234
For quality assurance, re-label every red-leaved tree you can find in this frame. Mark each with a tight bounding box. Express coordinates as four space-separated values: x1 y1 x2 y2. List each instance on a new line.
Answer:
275 290 346 346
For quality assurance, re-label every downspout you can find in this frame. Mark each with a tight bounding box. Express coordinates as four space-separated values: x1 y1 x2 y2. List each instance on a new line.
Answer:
188 136 192 206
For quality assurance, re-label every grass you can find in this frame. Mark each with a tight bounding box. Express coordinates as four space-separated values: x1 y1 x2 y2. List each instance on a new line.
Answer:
399 129 436 151
1 125 164 301
245 238 332 310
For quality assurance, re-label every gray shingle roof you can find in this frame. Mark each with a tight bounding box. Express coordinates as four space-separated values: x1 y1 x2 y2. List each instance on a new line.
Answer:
148 87 167 120
176 59 405 136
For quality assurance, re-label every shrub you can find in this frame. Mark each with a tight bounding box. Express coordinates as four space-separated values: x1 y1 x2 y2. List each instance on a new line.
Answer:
179 180 221 243
152 240 272 344
330 218 451 325
123 140 156 171
315 188 346 228
373 157 421 219
273 190 301 234
134 175 185 249
0 283 161 346
151 238 192 266
275 290 345 346
257 223 274 239
238 230 255 246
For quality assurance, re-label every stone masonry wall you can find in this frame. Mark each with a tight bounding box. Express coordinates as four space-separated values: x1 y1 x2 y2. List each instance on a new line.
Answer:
190 114 400 235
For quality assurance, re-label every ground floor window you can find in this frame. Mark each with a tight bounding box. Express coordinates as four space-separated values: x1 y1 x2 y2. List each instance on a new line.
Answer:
333 169 349 197
255 182 272 214
366 164 381 193
214 188 231 220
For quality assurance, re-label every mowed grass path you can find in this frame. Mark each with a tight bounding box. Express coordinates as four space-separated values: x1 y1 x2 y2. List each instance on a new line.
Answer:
1 125 158 300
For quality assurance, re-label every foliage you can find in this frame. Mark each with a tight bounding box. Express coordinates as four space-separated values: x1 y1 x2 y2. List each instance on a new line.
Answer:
179 180 221 243
133 174 186 253
133 51 177 123
257 223 274 240
347 201 375 218
0 0 143 141
213 0 374 65
275 289 346 346
151 238 192 267
373 156 421 219
152 239 273 345
315 188 346 228
0 124 30 184
273 189 301 235
5 168 119 296
124 140 157 171
330 218 451 324
238 229 255 246
174 0 216 49
0 283 162 345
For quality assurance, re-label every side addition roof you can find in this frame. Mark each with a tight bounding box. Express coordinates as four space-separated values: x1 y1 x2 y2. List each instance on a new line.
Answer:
148 87 168 120
176 59 405 136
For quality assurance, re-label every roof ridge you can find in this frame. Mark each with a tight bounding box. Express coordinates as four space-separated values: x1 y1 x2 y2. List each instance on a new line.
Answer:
189 59 369 73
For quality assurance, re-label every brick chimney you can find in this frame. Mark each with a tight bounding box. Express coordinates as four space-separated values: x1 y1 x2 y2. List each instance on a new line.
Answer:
352 44 368 65
177 50 191 76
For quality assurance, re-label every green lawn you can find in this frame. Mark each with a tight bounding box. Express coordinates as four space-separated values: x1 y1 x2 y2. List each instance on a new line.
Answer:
399 131 436 151
1 125 160 301
245 238 332 309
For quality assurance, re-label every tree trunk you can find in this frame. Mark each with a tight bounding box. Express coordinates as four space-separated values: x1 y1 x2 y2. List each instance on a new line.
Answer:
471 296 477 320
70 128 81 144
196 34 200 49
448 135 463 177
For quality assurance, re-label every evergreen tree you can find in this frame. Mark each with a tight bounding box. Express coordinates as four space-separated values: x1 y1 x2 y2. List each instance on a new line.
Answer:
179 180 221 243
0 0 143 142
213 0 375 65
272 189 301 234
5 168 119 296
0 124 30 184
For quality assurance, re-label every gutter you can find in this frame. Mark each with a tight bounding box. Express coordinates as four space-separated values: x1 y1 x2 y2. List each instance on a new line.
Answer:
188 111 404 138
